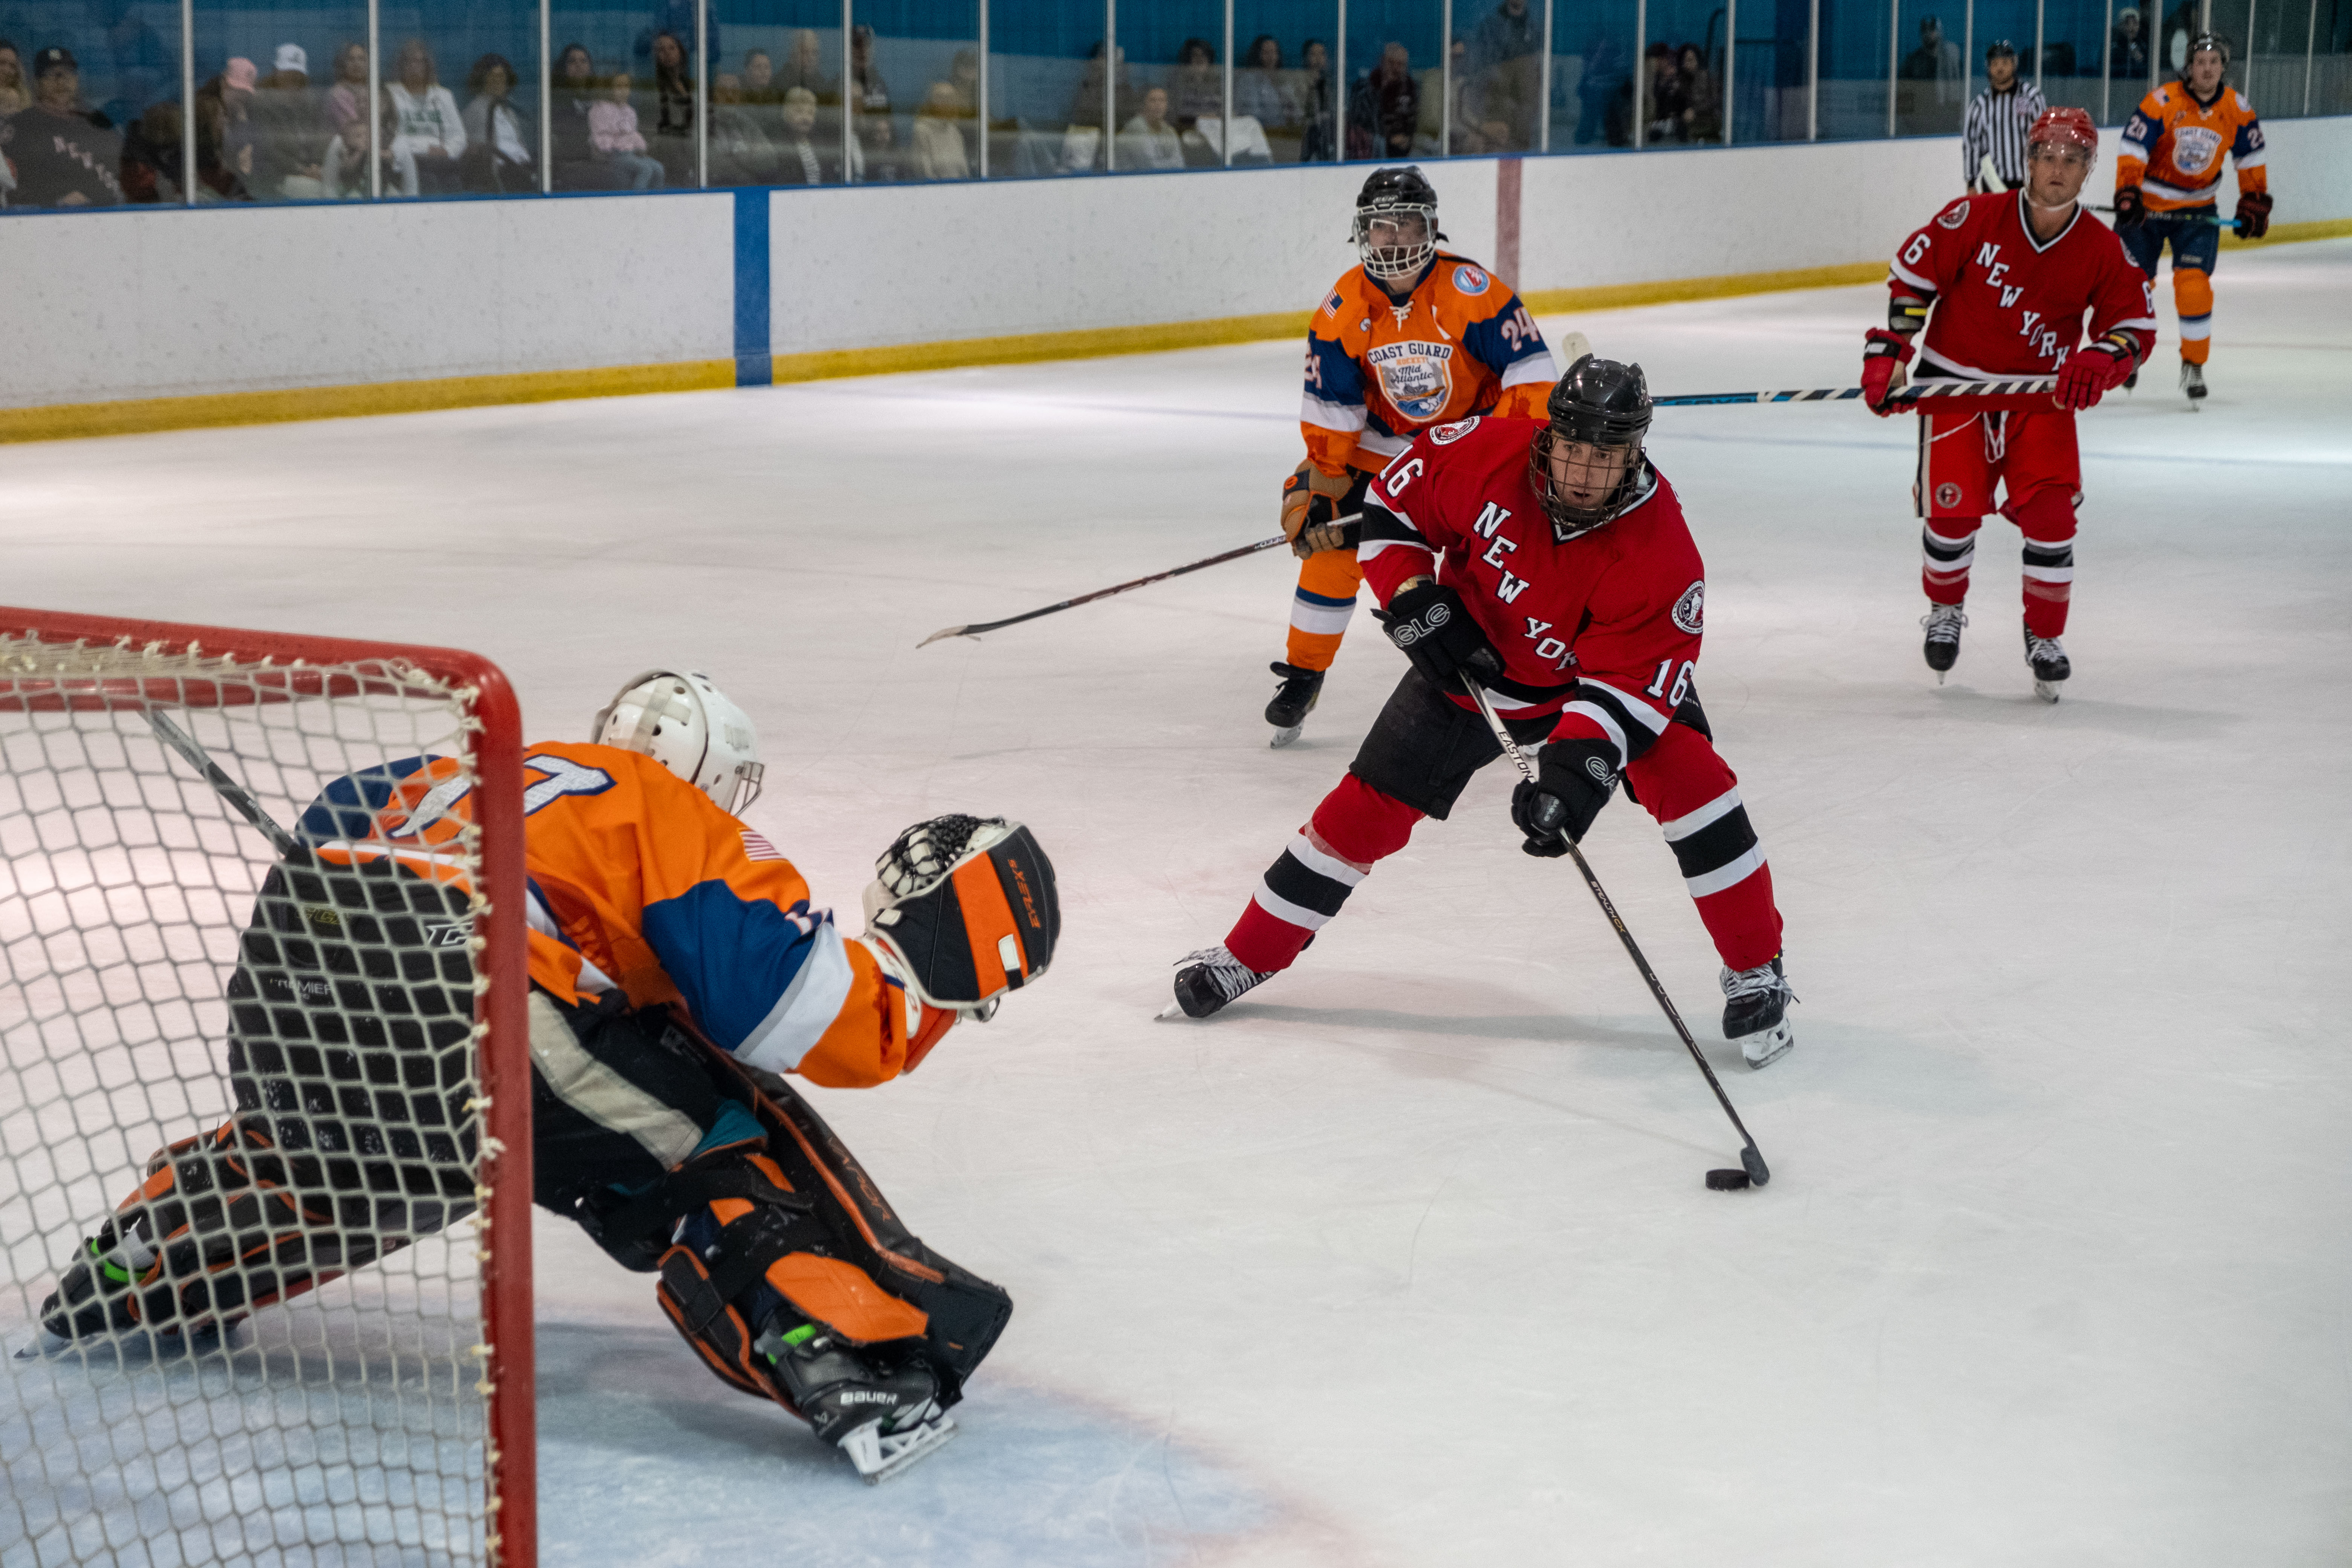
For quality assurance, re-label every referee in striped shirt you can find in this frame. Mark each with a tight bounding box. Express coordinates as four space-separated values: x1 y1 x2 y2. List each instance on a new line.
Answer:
1961 41 2048 189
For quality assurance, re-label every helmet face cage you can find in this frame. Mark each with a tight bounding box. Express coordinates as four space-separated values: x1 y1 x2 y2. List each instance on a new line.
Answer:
1530 354 1656 538
1354 202 1438 280
1527 429 1649 540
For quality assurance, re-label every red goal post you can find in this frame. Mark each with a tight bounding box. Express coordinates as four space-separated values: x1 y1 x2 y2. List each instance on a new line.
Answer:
0 606 534 1568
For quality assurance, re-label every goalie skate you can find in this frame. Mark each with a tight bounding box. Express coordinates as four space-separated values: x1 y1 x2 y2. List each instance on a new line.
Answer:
838 1406 959 1484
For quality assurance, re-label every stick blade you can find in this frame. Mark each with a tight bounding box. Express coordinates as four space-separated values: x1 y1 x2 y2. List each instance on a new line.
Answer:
916 625 974 649
1740 1145 1771 1187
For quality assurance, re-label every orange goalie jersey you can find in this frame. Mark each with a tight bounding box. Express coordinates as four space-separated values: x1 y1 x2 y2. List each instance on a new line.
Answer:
1301 253 1557 478
300 741 925 1089
2117 80 2267 212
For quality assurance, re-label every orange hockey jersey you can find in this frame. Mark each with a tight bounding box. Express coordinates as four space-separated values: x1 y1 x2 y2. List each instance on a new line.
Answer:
2118 81 2267 212
300 742 923 1089
1301 253 1557 478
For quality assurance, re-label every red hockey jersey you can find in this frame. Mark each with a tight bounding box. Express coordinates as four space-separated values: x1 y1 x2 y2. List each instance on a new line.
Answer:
1358 414 1707 773
1889 191 2155 380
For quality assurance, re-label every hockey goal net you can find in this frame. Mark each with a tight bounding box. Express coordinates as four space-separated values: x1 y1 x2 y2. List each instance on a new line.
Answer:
0 608 532 1568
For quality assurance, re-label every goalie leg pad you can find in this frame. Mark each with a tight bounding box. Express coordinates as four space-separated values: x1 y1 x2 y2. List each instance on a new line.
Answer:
862 817 1060 1009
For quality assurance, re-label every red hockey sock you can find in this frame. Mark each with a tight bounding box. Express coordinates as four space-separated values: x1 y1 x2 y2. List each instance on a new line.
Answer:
2007 488 2078 639
1625 725 1785 972
1223 775 1421 973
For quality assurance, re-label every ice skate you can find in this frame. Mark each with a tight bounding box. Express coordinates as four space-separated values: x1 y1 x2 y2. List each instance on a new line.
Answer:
2025 625 2070 702
758 1316 956 1484
1921 603 1967 681
1722 955 1795 1069
1162 944 1274 1019
2179 360 2206 406
1265 662 1324 747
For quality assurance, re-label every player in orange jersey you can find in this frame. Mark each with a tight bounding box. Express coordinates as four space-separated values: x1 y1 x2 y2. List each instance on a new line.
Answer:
35 668 1058 1483
2113 31 2272 402
1267 165 1562 745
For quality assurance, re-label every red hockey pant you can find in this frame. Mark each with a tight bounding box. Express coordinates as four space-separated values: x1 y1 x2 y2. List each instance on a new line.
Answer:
1916 409 2081 639
1225 723 1783 978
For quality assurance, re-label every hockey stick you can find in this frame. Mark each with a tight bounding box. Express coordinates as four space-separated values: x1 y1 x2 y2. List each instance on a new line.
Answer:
1457 675 1771 1188
2091 203 2235 229
1654 378 2055 408
917 525 1352 647
145 710 301 857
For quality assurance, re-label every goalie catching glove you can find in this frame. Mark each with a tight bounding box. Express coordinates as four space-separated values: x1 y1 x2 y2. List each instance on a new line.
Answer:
858 815 1060 1070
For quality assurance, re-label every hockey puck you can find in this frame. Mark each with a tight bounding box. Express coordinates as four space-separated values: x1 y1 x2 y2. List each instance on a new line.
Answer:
1704 1168 1752 1190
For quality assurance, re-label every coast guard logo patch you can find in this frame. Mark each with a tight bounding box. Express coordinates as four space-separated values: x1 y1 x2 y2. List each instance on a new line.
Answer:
1671 580 1706 634
2170 124 2222 175
1430 417 1481 445
1367 339 1457 422
1453 265 1490 295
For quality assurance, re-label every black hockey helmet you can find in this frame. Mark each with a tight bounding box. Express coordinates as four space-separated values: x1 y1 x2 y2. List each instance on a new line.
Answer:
1352 165 1445 282
1983 37 2018 63
2179 29 2230 76
1528 354 1656 539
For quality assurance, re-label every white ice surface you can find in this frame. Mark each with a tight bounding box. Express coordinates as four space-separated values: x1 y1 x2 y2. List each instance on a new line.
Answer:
4 240 2350 1566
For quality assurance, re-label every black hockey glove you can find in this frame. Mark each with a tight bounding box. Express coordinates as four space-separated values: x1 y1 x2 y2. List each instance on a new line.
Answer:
1375 580 1502 686
1510 737 1618 857
2112 186 2146 231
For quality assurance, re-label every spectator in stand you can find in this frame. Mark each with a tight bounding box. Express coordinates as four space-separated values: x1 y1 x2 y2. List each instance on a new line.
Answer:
649 30 694 184
633 0 715 79
89 0 172 128
1298 38 1336 161
1062 40 1132 170
1410 39 1452 152
1642 40 1686 141
2110 8 2148 80
907 79 968 179
118 99 182 201
590 67 663 187
778 29 836 101
847 24 890 163
1116 82 1185 169
939 46 980 163
2 48 125 206
209 57 260 191
1576 32 1632 144
462 54 533 191
550 42 614 189
1678 42 1721 142
1466 0 1541 148
321 102 377 196
0 39 29 114
1168 38 1221 129
1235 35 1296 136
773 84 836 184
1348 42 1417 159
252 44 325 199
707 72 778 184
1900 15 1963 102
386 38 465 196
741 49 775 100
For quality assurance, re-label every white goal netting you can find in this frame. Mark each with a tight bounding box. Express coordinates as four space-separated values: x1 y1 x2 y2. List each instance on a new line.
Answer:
1 628 511 1568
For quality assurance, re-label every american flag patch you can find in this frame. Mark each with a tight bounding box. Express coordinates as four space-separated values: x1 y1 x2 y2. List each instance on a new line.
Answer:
741 830 784 862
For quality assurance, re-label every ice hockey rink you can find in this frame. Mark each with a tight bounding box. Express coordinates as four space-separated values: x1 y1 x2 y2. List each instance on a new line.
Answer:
5 237 2349 1566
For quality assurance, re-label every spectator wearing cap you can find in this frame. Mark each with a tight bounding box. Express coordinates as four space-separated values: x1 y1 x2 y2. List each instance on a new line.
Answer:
253 43 325 199
0 47 125 205
386 37 466 196
1960 38 2046 189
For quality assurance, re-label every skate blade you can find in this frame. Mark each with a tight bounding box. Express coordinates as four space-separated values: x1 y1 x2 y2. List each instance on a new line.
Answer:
1268 724 1303 748
2033 680 2062 703
839 1410 956 1485
1156 1000 1192 1021
1741 1024 1795 1070
15 1330 71 1360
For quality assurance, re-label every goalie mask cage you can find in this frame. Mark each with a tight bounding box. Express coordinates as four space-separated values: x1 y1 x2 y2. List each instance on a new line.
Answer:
0 608 533 1568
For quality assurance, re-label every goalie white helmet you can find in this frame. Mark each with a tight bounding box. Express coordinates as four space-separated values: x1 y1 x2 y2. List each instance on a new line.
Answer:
591 669 766 815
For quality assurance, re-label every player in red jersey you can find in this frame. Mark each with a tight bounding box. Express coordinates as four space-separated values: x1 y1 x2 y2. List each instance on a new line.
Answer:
1862 106 2156 700
1168 357 1797 1069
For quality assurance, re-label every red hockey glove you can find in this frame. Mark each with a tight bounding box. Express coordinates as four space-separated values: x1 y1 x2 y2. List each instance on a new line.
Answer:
2055 343 2135 411
1374 579 1502 686
2234 190 2273 240
2112 186 2147 231
1510 735 1619 856
1861 328 1915 417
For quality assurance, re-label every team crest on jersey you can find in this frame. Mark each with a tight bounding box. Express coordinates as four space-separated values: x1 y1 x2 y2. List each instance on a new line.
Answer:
2169 124 2222 175
1934 481 1963 509
1452 264 1490 295
1430 416 1481 445
1366 340 1457 422
1672 580 1706 634
1937 201 1969 230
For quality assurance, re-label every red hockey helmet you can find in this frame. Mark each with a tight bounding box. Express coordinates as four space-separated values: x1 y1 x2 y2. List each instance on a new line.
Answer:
2027 106 2098 164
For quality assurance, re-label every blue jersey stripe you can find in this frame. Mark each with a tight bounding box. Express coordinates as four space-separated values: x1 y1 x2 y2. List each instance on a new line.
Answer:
641 884 827 1054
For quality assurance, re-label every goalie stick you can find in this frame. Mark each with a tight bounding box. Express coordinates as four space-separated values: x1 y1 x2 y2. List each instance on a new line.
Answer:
1458 674 1772 1190
145 710 301 856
